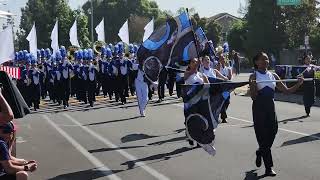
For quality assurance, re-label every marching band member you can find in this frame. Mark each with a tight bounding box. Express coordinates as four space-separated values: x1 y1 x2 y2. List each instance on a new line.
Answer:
104 47 114 100
128 44 136 96
111 45 120 102
60 46 73 108
87 49 98 107
28 56 41 110
96 53 103 96
44 49 53 101
80 49 89 104
132 58 148 117
249 52 303 176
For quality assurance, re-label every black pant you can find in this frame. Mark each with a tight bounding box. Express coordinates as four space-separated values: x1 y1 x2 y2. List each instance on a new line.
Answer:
30 83 41 109
119 75 128 103
220 97 230 120
128 71 136 96
61 78 71 106
167 71 176 96
252 96 278 168
303 80 315 115
88 80 96 104
158 69 167 100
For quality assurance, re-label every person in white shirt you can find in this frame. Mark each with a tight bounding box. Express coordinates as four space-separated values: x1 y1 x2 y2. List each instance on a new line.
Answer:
184 58 216 156
132 61 148 117
216 54 232 123
200 56 229 81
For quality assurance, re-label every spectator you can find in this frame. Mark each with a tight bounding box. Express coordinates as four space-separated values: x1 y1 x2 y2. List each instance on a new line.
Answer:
0 122 38 180
0 86 14 124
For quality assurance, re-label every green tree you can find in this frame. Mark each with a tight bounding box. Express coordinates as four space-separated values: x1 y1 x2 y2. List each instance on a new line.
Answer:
243 0 319 60
82 0 162 43
205 21 222 46
310 23 320 52
245 0 286 59
283 0 319 48
17 0 90 50
227 20 247 52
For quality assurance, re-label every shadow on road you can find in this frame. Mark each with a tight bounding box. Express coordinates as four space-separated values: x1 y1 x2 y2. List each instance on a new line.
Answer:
47 168 123 180
88 145 146 153
281 132 320 147
83 116 141 126
121 133 160 143
278 115 309 124
244 169 266 180
121 147 197 169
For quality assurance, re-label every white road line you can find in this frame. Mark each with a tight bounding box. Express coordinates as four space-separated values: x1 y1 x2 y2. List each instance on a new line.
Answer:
62 113 171 180
42 115 122 180
173 104 320 140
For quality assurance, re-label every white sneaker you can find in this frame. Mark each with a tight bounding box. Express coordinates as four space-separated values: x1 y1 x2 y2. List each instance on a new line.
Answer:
140 111 146 117
200 144 216 156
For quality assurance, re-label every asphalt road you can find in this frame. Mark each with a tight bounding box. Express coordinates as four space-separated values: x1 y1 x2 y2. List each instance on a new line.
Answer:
14 74 320 180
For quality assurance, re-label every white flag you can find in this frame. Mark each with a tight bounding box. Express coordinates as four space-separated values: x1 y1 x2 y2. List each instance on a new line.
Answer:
143 18 154 42
118 20 129 45
69 20 80 47
51 20 59 56
95 18 105 42
26 23 37 57
0 25 14 64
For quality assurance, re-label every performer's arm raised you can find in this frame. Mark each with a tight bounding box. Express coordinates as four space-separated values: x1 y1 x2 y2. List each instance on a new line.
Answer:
273 73 303 93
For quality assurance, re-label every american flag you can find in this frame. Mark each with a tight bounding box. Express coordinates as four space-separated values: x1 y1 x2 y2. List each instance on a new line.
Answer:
0 66 21 79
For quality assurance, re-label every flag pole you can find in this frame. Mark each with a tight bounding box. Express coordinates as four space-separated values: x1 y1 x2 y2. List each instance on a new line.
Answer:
186 8 200 59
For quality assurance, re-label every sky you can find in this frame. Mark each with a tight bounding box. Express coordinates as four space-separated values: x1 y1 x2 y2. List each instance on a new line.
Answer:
0 0 246 31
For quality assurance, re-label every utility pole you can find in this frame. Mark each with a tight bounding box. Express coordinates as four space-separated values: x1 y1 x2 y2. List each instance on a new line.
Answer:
90 0 94 49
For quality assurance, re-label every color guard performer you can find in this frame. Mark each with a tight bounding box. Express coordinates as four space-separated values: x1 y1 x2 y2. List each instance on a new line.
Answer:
249 52 303 176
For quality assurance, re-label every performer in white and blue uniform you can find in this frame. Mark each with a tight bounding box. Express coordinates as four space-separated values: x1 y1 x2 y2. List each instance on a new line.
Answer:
87 49 98 107
60 46 73 108
102 47 113 100
132 59 148 117
249 52 303 177
217 54 232 123
28 56 41 110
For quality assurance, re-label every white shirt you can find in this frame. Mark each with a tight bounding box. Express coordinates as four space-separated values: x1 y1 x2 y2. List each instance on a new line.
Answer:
219 66 231 77
62 61 70 79
32 69 39 85
89 64 95 81
255 71 276 91
202 67 216 78
185 72 204 85
120 59 128 75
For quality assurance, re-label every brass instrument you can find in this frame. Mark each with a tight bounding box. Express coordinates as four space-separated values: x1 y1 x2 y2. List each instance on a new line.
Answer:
93 40 106 55
67 45 80 61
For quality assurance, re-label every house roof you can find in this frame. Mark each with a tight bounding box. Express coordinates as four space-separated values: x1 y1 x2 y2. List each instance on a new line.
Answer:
208 13 242 22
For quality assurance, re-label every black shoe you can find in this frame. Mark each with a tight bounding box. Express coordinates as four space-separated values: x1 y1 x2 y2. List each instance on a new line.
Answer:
306 113 310 117
255 153 262 167
187 139 194 146
90 102 93 107
221 119 228 123
64 105 67 109
265 168 276 176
